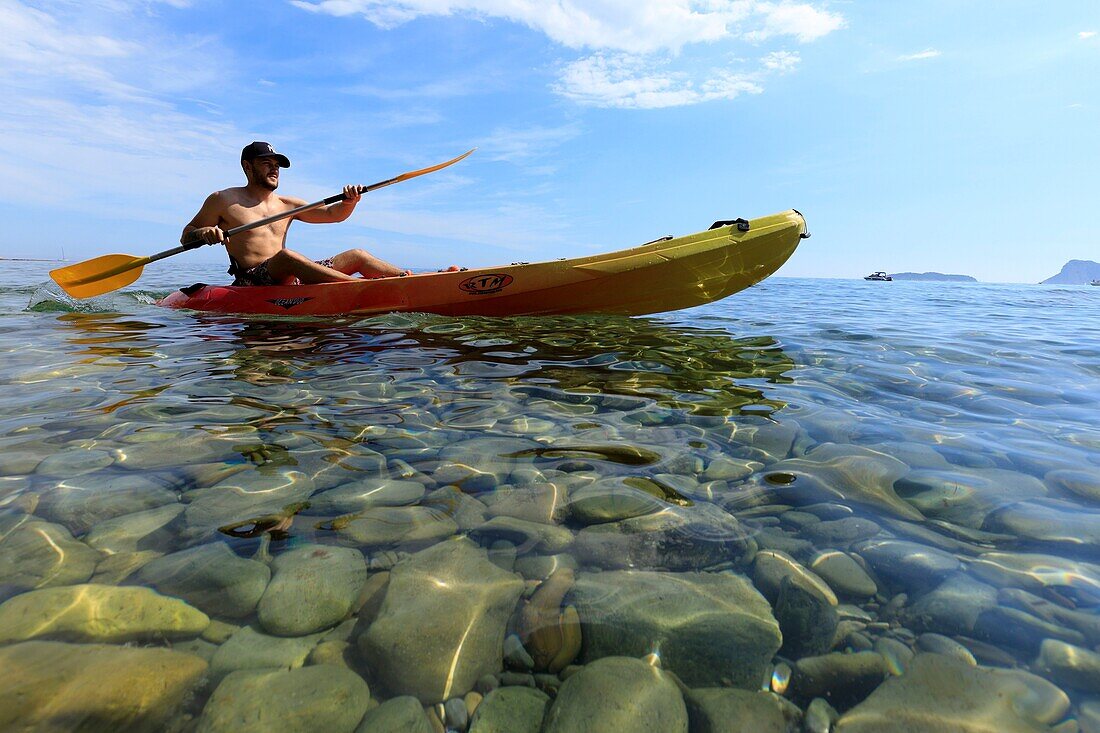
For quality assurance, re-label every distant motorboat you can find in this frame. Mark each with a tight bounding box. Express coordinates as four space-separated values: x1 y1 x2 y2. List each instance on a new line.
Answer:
864 271 892 281
1091 279 1100 286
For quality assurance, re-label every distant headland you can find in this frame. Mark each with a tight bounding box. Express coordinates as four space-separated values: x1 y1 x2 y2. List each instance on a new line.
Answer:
1040 260 1100 285
889 272 977 282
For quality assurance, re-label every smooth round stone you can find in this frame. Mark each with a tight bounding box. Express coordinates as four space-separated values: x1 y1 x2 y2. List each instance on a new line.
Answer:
541 656 688 733
337 506 458 548
998 587 1100 646
834 653 1070 732
915 634 976 665
810 550 878 599
514 553 578 581
33 449 115 477
83 503 183 554
136 541 271 619
0 519 99 590
803 517 881 547
209 625 326 681
182 469 315 539
983 499 1100 553
0 641 207 733
904 573 998 636
853 539 960 591
973 605 1085 653
874 637 914 675
304 478 424 515
894 468 1048 529
472 516 574 554
36 472 179 535
0 448 53 475
422 487 490 530
701 456 761 482
753 550 839 606
114 431 240 469
968 551 1100 606
358 538 524 702
469 687 549 733
574 502 755 571
92 550 163 585
356 695 434 733
572 570 780 690
197 666 370 733
567 478 666 524
481 482 568 524
777 576 839 659
258 544 368 636
1046 468 1100 503
790 652 891 709
685 688 802 733
1036 639 1100 693
0 583 209 643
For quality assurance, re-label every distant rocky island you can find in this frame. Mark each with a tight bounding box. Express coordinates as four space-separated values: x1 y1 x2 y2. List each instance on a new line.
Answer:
889 272 977 282
1040 260 1100 285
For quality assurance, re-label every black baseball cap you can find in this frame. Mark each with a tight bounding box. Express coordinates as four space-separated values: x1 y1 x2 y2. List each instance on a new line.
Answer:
241 141 290 168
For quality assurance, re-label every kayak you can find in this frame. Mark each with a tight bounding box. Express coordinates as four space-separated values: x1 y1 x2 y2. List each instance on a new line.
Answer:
156 210 808 317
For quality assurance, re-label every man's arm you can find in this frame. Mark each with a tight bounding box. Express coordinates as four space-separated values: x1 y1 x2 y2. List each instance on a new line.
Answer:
181 192 227 244
294 185 363 224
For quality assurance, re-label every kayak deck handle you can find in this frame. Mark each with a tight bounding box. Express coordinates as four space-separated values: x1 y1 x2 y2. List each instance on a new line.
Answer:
709 218 751 232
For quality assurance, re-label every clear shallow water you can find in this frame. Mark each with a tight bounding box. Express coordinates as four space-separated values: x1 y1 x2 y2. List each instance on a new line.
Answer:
2 259 1100 731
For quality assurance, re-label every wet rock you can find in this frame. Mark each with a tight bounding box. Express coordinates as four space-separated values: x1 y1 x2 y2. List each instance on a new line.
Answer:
984 498 1100 555
33 448 115 477
136 541 271 619
573 570 780 689
541 656 688 733
574 502 755 571
757 444 922 521
198 665 370 733
805 697 839 733
482 482 568 524
752 526 817 558
514 553 578 581
358 538 524 702
488 540 517 571
789 652 891 709
209 625 326 681
905 573 998 636
335 506 458 548
422 486 490 530
0 518 99 590
803 517 881 547
894 468 1047 529
305 478 424 515
0 641 207 732
776 576 839 658
753 549 839 606
444 697 469 731
852 539 959 592
701 456 761 482
355 695 434 733
0 583 208 643
973 605 1085 653
810 550 878 599
1036 639 1100 693
999 587 1100 645
83 503 183 554
37 472 179 535
472 515 573 553
835 653 1070 732
684 688 801 733
182 469 314 540
1046 468 1100 503
516 568 581 673
258 544 367 636
969 551 1100 606
469 686 549 733
92 549 162 584
873 637 914 675
914 633 976 665
115 430 240 469
567 477 667 524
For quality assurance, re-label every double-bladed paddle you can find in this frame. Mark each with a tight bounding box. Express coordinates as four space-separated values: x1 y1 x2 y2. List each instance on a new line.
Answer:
50 148 476 299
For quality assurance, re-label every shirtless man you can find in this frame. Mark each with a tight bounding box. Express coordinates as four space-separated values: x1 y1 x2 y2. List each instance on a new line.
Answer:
181 141 410 286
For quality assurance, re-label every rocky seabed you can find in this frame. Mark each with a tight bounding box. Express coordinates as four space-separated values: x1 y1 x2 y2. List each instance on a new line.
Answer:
2 414 1100 732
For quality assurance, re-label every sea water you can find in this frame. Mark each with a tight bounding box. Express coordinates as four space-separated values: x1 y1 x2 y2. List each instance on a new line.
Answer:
1 259 1099 731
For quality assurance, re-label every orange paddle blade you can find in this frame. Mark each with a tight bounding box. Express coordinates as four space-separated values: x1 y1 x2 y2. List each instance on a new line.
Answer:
50 254 150 299
363 148 476 193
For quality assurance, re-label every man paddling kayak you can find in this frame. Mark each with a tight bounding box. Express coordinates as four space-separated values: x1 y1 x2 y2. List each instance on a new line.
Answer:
181 141 412 285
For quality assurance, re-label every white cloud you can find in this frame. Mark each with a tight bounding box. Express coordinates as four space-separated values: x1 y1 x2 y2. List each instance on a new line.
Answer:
898 48 941 61
762 49 800 72
480 124 583 163
1080 31 1097 40
292 0 843 53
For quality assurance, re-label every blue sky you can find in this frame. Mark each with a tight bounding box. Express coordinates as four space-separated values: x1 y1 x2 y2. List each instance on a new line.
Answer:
0 0 1097 282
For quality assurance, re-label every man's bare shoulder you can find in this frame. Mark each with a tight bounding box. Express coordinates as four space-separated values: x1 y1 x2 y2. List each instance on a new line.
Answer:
279 194 309 208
